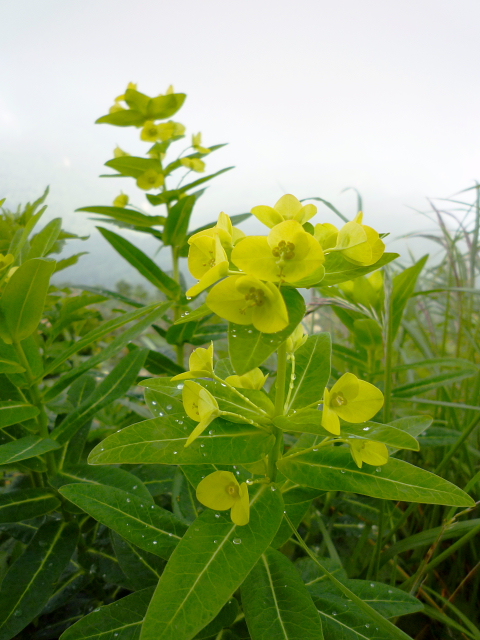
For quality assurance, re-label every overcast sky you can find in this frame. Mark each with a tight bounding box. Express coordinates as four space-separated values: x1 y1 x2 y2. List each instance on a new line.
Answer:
1 0 479 286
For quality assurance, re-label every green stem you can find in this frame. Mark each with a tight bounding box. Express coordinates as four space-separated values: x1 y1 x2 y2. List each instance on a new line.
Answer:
212 374 268 416
383 280 394 423
267 341 288 482
435 414 480 474
171 246 185 368
284 353 296 410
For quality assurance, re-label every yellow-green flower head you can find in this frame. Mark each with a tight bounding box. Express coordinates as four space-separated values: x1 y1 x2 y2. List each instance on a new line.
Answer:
140 121 185 143
113 193 129 208
136 170 164 191
0 253 14 273
196 470 250 526
322 372 384 435
115 82 137 102
186 234 229 298
188 212 245 253
314 223 339 250
192 132 211 155
349 439 389 468
113 146 130 158
335 212 385 266
251 194 317 229
231 220 324 284
171 343 215 381
181 157 206 173
286 323 308 354
109 101 125 114
182 381 220 447
206 275 289 334
225 368 268 390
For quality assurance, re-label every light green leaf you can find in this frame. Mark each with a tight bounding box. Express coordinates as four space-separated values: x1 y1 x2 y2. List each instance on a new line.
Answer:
173 303 211 325
96 110 147 127
59 483 187 560
391 255 428 339
321 252 398 286
77 206 165 227
0 400 39 429
285 334 331 412
27 218 62 259
104 156 161 178
0 258 56 344
147 92 186 119
0 488 60 524
242 547 324 640
0 435 60 465
140 484 284 640
162 195 196 246
111 531 163 590
51 349 148 444
340 422 420 450
60 587 154 640
278 447 475 507
88 415 275 466
229 288 306 375
0 520 78 640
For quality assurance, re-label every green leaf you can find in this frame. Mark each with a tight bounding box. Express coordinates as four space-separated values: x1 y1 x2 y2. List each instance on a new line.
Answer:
391 255 428 339
59 483 187 560
388 415 432 440
0 357 25 374
78 206 165 227
340 421 420 450
96 110 147 127
163 195 196 246
97 226 181 298
0 258 56 344
147 92 186 119
173 303 212 325
0 520 78 640
0 435 60 465
285 334 331 412
353 318 383 350
50 349 148 444
321 252 399 286
0 488 60 524
278 448 475 506
229 288 306 375
417 426 461 446
60 587 154 640
105 156 161 178
392 368 476 397
144 350 185 376
88 414 275 466
242 547 324 640
27 217 62 259
111 531 164 590
140 484 284 640
0 400 39 428
49 464 153 501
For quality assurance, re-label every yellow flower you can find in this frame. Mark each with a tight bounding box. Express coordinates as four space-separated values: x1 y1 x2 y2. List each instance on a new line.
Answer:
188 212 245 253
251 194 317 229
349 439 389 468
113 146 130 158
181 157 206 173
186 233 229 298
231 220 324 284
0 254 14 273
196 470 250 526
314 223 339 250
165 85 175 94
171 343 215 381
225 368 268 390
335 213 385 266
321 373 384 435
182 381 221 447
136 170 164 191
109 101 125 114
113 193 129 208
192 132 211 155
206 275 289 334
286 323 308 354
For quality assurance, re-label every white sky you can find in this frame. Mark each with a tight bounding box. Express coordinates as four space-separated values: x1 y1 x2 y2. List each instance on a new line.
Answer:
1 0 479 286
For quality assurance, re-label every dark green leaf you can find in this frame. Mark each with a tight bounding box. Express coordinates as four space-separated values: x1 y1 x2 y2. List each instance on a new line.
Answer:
285 334 331 412
111 531 163 590
163 195 196 246
0 400 39 428
0 488 60 523
0 435 60 465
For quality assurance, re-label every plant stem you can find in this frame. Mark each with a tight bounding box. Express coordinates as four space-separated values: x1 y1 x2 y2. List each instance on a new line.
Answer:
267 340 288 482
171 245 185 367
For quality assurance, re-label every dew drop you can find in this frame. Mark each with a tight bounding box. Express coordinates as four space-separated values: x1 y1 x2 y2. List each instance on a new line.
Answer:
126 498 131 503
173 451 178 455
200 443 205 448
313 448 318 452
140 504 144 508
178 420 184 425
215 513 220 518
247 329 253 334
388 589 393 594
176 383 184 389
236 471 240 475
168 532 173 537
362 426 370 431
151 401 157 406
270 486 276 491
208 429 215 435
166 405 173 411
341 469 346 474
376 467 382 473
332 611 337 616
14 610 22 617
133 485 137 490
370 583 375 587
233 538 242 545
365 624 370 628
214 539 218 543
153 541 158 545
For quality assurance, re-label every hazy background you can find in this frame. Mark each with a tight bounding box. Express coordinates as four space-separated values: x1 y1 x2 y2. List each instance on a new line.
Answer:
2 0 479 287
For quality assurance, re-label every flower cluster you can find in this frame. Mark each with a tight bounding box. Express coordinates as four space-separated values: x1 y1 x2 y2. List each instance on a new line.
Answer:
186 195 385 333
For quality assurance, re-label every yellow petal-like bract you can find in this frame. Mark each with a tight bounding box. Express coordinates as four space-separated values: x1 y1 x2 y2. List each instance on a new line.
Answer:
182 381 220 446
136 170 164 191
251 194 317 228
225 368 268 390
350 439 389 468
113 193 129 208
196 471 250 525
181 157 206 172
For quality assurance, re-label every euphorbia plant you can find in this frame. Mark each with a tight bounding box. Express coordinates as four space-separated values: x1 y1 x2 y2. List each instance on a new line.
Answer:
60 195 474 640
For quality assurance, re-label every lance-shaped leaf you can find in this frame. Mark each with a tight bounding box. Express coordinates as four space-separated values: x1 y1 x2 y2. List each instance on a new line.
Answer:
0 258 56 344
0 488 60 524
59 483 187 560
278 448 475 507
321 252 398 286
111 532 163 590
242 547 324 640
88 415 275 466
285 333 331 412
162 194 196 246
0 435 61 465
0 400 39 429
77 205 164 227
140 484 284 640
390 255 428 340
51 349 148 444
27 217 62 259
49 464 153 501
229 288 306 375
0 520 78 640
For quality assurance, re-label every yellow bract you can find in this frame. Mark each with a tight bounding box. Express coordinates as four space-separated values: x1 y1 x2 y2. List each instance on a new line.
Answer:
231 220 324 284
182 381 220 447
171 343 215 381
113 193 129 208
188 212 245 253
136 170 164 191
113 146 130 158
192 132 211 154
196 471 250 526
336 213 385 266
314 223 339 250
181 158 206 172
251 194 317 229
186 234 229 298
286 323 308 354
322 373 384 435
206 275 289 334
141 121 185 143
349 439 389 468
225 368 268 390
